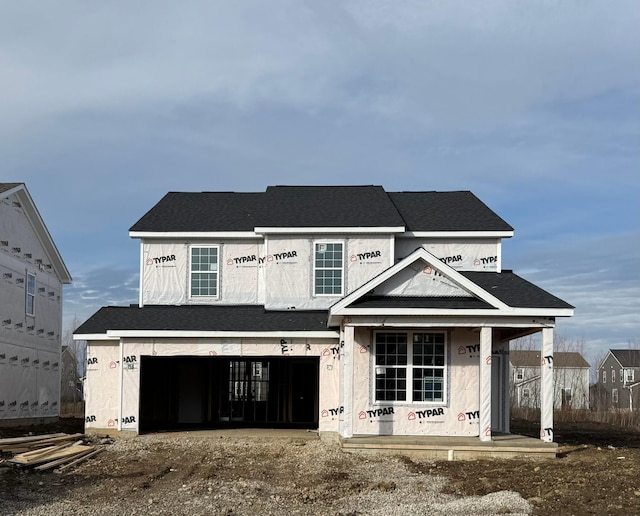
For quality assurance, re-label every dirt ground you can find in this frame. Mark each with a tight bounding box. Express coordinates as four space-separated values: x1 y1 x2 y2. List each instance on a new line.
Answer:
1 418 639 515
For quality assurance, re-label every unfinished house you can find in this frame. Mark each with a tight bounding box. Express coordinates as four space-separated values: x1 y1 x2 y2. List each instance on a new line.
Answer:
75 186 573 447
0 183 72 425
510 350 590 410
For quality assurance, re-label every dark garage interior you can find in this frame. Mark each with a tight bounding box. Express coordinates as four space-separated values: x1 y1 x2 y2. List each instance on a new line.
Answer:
139 355 319 433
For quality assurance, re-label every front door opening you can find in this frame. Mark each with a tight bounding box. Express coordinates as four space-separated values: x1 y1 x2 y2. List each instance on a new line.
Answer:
139 356 319 433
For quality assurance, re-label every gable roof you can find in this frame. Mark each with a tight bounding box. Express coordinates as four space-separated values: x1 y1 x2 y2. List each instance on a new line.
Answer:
510 350 590 368
129 186 512 236
74 305 337 339
607 349 640 368
328 247 573 325
0 183 72 284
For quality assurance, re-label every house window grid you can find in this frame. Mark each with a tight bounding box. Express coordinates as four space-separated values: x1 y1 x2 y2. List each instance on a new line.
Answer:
313 242 344 296
602 370 606 384
612 369 616 383
26 272 36 316
516 369 523 381
189 246 219 298
373 331 447 404
625 369 634 383
612 388 619 403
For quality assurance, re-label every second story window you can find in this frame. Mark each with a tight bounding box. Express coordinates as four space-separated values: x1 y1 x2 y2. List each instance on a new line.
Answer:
314 242 343 296
190 246 218 298
602 370 607 384
612 369 616 383
26 273 36 316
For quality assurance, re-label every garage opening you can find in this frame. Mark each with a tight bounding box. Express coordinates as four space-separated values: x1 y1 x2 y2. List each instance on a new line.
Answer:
139 356 319 433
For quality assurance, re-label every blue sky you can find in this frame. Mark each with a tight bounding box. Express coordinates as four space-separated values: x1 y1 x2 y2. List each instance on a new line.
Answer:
2 1 638 364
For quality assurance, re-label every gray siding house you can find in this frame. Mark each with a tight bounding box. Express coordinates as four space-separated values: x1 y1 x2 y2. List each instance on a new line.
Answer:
597 350 640 410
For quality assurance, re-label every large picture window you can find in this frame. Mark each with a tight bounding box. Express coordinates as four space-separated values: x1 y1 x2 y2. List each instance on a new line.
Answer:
190 246 219 297
374 331 447 403
26 273 36 316
314 242 343 296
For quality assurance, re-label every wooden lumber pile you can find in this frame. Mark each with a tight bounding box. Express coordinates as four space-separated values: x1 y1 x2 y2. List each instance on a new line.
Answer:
0 432 101 472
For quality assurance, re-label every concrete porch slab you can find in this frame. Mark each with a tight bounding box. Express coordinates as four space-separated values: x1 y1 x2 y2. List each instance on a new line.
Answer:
340 433 557 460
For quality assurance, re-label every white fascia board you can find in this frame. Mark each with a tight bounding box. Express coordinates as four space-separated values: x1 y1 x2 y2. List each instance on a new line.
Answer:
254 226 405 235
73 333 119 341
129 231 259 239
105 330 340 339
333 315 558 329
334 307 573 318
399 231 514 238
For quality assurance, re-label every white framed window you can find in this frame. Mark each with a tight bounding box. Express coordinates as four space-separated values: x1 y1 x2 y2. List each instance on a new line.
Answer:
602 370 606 384
374 331 447 403
314 242 343 296
612 388 618 403
522 388 530 398
626 369 635 383
612 369 616 383
26 273 36 316
516 369 523 381
621 369 624 383
189 246 219 298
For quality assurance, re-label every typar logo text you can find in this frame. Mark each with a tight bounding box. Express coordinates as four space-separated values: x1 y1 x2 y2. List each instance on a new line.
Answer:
147 254 176 266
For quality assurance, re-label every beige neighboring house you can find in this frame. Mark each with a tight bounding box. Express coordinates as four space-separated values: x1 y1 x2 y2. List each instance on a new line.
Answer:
510 350 590 410
0 183 72 426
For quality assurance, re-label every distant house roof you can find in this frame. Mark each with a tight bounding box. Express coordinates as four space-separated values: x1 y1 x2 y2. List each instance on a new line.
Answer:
510 350 590 368
74 305 334 336
609 349 640 368
129 186 513 234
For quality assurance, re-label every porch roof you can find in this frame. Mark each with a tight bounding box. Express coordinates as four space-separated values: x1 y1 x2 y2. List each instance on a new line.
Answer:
74 304 335 338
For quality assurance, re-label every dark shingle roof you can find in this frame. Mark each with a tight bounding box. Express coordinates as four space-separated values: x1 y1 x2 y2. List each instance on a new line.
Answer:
349 296 495 310
130 186 510 233
460 271 574 309
74 305 332 334
388 191 513 232
510 350 590 368
610 349 640 367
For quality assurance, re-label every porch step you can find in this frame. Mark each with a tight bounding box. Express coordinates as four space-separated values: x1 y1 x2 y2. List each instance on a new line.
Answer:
339 434 558 460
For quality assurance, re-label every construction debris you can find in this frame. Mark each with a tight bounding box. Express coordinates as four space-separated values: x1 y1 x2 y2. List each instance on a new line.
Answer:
0 432 100 473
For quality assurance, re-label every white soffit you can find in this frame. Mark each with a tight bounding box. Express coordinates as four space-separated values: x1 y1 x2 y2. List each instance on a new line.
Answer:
105 330 340 338
129 231 259 239
399 231 514 238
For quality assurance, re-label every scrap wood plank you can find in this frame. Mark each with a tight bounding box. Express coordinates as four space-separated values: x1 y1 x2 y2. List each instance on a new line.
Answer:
35 447 96 472
13 440 84 464
0 433 85 452
0 433 68 446
54 448 103 473
9 445 93 467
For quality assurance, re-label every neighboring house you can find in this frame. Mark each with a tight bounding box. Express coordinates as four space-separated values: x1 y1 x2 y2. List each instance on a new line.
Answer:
597 349 640 410
0 183 72 425
61 345 83 403
74 186 573 443
510 350 590 410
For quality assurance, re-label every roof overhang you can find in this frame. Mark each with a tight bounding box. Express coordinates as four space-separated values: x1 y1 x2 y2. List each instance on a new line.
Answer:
74 330 339 340
399 231 514 238
130 231 259 239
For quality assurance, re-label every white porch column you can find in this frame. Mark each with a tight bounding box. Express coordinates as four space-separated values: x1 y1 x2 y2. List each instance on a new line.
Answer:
540 327 554 442
479 327 492 442
340 325 354 438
